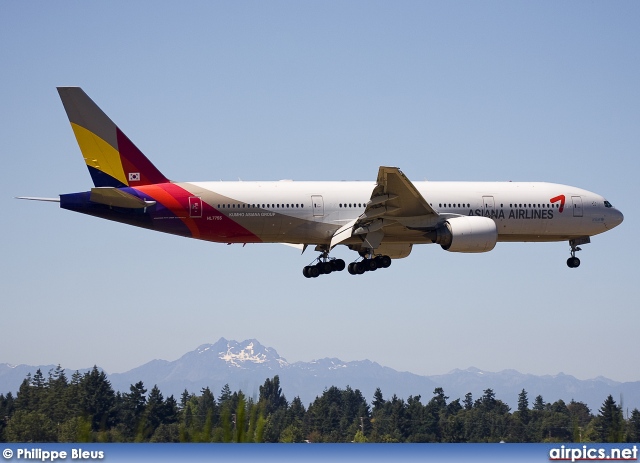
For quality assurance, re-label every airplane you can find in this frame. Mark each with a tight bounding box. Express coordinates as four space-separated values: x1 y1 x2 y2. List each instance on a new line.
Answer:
18 87 624 277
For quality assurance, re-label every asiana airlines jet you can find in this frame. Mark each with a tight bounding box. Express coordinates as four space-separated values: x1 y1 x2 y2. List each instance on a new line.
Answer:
18 87 624 277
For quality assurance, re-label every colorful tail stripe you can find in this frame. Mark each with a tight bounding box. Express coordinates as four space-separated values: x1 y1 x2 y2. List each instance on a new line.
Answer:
58 87 169 188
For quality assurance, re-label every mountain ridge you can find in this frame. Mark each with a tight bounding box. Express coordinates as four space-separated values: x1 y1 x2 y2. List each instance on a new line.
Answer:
1 338 638 413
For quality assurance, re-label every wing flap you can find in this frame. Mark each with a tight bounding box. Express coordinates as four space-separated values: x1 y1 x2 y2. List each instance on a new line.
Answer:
330 219 358 248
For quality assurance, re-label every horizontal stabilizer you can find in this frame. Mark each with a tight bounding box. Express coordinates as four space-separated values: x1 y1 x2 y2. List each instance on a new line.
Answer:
16 196 60 202
89 188 156 209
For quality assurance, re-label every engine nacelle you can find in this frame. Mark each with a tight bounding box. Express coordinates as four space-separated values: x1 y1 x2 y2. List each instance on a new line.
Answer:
430 216 497 253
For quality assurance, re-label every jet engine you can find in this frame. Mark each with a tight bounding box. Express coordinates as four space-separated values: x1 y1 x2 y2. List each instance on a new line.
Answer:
427 216 497 253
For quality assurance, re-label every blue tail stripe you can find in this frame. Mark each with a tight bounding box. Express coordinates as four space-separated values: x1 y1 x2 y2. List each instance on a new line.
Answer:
87 166 126 188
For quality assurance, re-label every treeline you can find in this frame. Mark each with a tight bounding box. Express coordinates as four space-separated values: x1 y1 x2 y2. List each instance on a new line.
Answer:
1 366 639 443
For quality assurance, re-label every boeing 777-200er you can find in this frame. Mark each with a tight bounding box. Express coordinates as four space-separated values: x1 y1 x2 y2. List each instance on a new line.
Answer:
18 87 624 277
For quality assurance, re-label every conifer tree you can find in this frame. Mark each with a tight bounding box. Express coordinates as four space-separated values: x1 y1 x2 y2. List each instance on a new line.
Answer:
627 409 640 442
218 384 232 406
372 388 384 411
596 395 624 443
517 389 530 424
463 392 473 411
259 376 287 416
533 395 546 411
79 366 115 433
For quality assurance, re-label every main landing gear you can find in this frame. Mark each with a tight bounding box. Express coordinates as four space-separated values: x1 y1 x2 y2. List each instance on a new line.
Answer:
302 251 346 278
302 248 393 278
567 238 584 268
347 255 392 275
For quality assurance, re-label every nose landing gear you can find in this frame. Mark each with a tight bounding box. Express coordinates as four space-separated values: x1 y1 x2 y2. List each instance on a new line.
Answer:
567 237 590 268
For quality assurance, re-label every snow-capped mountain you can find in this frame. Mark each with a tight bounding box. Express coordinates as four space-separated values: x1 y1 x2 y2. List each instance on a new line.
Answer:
199 339 289 369
1 339 639 413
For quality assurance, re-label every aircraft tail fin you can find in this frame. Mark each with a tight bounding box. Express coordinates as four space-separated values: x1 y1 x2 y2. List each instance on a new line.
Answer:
57 87 169 188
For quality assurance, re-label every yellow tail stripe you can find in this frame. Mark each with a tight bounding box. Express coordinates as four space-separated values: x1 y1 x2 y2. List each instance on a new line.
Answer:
70 123 128 186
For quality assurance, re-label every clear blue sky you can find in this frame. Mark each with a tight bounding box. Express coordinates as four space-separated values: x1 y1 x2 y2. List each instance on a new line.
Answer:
1 1 639 385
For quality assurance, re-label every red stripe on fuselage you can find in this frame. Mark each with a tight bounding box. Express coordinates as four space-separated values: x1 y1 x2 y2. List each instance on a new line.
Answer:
139 184 201 238
136 183 261 243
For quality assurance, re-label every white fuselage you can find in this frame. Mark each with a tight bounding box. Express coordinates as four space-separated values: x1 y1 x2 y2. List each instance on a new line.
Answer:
185 180 622 245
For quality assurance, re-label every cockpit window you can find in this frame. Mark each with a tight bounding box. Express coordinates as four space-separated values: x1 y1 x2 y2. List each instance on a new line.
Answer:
604 200 613 208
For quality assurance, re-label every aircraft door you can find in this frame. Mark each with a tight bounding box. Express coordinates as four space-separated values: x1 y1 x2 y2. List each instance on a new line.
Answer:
572 196 583 217
189 196 202 218
483 196 495 217
312 195 324 217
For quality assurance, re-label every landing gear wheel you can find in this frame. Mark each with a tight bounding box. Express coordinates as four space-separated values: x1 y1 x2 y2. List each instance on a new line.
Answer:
380 255 392 268
354 262 366 275
347 262 357 275
319 262 333 274
303 266 320 278
332 259 346 272
363 258 378 271
567 257 580 268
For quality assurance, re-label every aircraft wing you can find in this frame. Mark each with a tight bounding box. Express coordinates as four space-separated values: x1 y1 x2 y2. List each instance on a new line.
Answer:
331 166 439 249
368 166 437 217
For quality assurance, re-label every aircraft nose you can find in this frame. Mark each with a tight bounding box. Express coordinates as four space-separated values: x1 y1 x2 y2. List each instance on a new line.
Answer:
606 208 624 229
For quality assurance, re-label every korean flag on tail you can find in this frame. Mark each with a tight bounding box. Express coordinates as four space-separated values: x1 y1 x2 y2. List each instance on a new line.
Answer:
129 172 141 182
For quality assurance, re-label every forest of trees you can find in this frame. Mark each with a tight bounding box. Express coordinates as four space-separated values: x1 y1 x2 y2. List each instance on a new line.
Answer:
1 366 639 443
